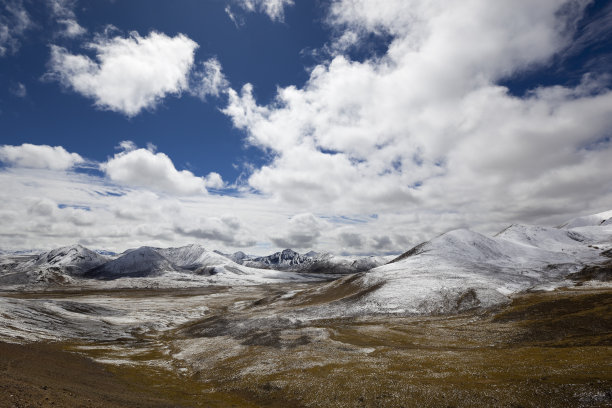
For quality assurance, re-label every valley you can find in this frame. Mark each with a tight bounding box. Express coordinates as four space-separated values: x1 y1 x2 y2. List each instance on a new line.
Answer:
0 209 611 407
0 284 610 407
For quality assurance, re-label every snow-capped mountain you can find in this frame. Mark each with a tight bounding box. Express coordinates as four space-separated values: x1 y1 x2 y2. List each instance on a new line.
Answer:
222 248 393 274
559 209 612 229
0 244 110 286
24 244 109 276
1 209 610 303
85 247 179 278
0 243 324 287
245 249 311 268
296 213 612 316
158 244 233 270
217 250 250 264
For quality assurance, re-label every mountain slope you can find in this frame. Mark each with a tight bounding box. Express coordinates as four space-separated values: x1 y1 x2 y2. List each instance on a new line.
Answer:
85 247 179 279
560 209 612 229
224 248 392 274
158 244 235 270
294 211 612 316
24 244 109 276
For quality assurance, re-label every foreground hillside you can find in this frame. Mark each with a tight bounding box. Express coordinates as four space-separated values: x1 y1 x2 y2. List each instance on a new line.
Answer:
0 285 610 408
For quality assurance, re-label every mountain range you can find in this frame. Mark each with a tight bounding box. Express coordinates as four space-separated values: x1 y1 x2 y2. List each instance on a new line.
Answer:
0 209 610 315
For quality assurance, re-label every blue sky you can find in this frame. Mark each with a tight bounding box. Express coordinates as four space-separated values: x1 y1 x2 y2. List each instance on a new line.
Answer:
0 0 611 254
1 0 330 180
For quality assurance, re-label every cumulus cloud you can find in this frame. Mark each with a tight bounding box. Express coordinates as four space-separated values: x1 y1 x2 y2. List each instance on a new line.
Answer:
0 143 84 170
189 58 229 100
231 0 294 22
270 213 325 249
0 0 31 56
223 0 612 242
2 1 612 256
102 146 220 195
204 172 225 189
47 31 198 116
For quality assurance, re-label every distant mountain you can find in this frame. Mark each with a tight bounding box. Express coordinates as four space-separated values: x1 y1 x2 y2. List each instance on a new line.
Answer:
219 248 393 274
559 209 612 229
85 247 179 278
0 244 109 286
22 244 108 276
1 209 610 306
247 249 310 268
158 244 232 270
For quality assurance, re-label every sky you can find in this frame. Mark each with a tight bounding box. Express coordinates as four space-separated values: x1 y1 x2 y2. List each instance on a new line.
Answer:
0 0 611 255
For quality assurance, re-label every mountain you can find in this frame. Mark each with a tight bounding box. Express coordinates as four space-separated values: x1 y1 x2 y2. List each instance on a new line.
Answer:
156 244 319 283
246 249 310 268
217 250 249 264
85 247 179 279
560 209 612 229
292 211 612 316
158 244 232 270
223 248 393 274
0 243 322 288
26 244 109 276
0 244 109 286
1 209 610 298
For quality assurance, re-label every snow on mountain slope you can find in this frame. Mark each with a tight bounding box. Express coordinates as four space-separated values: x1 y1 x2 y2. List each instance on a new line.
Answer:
495 224 593 253
22 244 109 276
0 243 324 289
224 248 392 274
299 252 394 274
85 247 179 278
0 245 110 286
246 249 310 268
299 220 611 316
158 244 234 269
561 209 612 228
218 250 250 264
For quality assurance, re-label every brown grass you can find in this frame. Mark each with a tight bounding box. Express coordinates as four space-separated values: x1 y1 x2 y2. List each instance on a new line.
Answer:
2 286 611 407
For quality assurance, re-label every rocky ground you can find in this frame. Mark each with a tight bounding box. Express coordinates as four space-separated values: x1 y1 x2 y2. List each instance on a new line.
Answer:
1 283 610 408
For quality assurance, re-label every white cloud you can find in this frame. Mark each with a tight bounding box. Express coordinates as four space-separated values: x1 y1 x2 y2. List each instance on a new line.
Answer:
1 1 612 257
232 0 294 22
189 58 229 100
223 0 612 244
204 172 225 189
0 143 84 170
58 18 86 37
102 147 211 195
0 0 31 57
116 140 137 152
47 31 198 116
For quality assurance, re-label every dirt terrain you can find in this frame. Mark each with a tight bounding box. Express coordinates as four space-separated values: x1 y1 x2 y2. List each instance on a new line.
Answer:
1 285 611 408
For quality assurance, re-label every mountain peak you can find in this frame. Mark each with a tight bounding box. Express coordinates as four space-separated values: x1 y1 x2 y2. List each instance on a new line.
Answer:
29 243 108 276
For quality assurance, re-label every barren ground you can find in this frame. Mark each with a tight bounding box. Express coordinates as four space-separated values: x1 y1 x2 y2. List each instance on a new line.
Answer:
1 284 611 407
